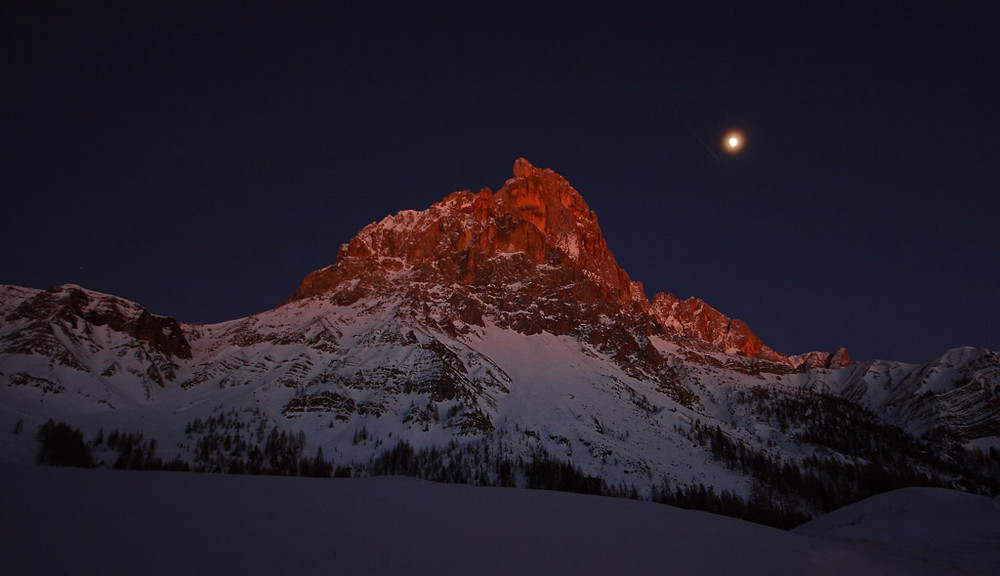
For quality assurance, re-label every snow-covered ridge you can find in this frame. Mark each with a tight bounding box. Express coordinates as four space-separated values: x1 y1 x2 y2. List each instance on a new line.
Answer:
2 278 997 521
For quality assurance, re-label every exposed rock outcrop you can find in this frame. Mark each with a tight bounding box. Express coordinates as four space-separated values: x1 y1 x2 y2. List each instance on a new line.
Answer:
287 158 845 367
650 293 789 364
290 158 635 306
790 348 852 370
4 284 191 360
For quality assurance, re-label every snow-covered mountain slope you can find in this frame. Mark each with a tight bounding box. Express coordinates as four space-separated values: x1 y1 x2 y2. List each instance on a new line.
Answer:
4 464 993 576
798 346 1000 441
1 159 998 523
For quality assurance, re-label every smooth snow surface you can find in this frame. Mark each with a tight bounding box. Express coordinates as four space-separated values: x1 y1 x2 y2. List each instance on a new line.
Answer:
3 465 994 576
795 487 1000 575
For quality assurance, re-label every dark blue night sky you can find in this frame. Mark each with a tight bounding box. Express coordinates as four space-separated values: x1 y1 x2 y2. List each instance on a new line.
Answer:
3 2 997 363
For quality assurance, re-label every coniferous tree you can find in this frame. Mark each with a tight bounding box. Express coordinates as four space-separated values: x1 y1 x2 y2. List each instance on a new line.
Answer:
37 420 93 468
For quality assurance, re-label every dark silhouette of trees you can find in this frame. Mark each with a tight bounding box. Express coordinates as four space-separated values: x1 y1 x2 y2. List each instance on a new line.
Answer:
37 420 93 467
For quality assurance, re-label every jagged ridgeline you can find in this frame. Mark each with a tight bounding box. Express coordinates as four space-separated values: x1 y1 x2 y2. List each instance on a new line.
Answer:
2 159 998 527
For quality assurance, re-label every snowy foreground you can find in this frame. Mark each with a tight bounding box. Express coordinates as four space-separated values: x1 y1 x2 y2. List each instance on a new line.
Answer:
2 466 998 576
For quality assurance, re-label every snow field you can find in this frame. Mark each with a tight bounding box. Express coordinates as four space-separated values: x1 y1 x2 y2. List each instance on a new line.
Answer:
4 464 994 576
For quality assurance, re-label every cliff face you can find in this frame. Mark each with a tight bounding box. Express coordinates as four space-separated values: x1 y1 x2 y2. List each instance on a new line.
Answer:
290 158 636 306
286 159 666 373
498 158 635 304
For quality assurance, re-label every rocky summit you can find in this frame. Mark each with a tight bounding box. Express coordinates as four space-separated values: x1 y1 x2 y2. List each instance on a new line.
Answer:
1 159 997 526
289 158 785 367
291 158 638 318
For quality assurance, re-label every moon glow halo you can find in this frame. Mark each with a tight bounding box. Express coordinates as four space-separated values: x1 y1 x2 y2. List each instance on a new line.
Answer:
722 129 745 154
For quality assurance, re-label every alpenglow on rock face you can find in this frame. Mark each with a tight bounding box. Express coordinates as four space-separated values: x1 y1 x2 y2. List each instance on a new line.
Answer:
291 158 637 306
288 158 782 361
651 293 789 364
1 158 998 526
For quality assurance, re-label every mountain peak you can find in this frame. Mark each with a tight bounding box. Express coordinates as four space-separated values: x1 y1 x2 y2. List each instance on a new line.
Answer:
496 159 631 299
285 159 825 364
290 159 634 306
498 158 593 238
511 156 542 179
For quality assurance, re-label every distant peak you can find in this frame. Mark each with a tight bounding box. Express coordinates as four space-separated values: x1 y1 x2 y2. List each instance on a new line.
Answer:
790 348 852 370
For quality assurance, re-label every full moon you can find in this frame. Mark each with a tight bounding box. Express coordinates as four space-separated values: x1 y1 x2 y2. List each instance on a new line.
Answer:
722 129 746 154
